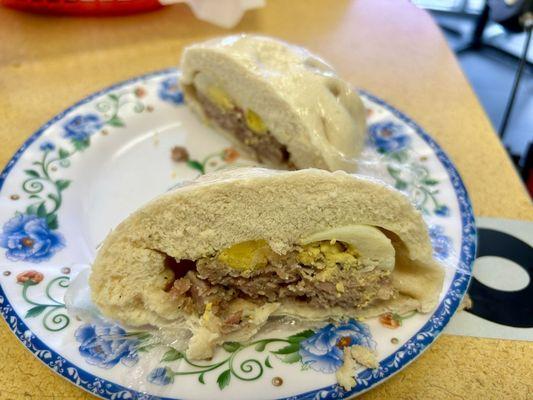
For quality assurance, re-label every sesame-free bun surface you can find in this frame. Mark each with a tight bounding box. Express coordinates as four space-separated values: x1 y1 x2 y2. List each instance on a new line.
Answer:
90 168 443 341
180 35 367 171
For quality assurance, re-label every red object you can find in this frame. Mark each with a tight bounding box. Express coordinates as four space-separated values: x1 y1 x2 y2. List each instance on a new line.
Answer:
1 0 163 16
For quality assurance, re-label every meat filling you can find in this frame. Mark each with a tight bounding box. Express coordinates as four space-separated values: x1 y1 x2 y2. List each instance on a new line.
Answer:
190 86 290 166
167 241 396 322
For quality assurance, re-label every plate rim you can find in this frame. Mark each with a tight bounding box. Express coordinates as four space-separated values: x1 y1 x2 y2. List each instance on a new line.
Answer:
0 68 476 400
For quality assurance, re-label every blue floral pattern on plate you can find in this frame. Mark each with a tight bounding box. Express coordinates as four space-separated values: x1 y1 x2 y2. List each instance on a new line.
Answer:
368 119 451 217
148 367 174 385
0 86 148 263
158 77 184 105
299 320 375 373
75 323 139 369
0 214 64 262
429 225 453 260
368 121 411 153
39 141 56 152
63 114 103 143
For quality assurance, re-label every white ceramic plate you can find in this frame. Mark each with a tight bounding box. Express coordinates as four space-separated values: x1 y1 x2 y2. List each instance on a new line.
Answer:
0 69 476 400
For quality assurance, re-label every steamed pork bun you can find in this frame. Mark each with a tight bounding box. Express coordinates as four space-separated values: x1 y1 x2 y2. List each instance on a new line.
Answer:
90 168 444 361
180 35 367 172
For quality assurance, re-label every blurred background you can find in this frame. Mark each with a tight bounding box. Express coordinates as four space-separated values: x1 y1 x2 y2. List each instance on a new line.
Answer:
414 0 532 194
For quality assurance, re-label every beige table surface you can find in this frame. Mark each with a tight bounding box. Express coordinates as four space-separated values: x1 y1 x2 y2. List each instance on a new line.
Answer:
0 0 532 399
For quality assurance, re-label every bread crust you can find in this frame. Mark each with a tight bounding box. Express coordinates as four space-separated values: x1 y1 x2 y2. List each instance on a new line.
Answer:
90 168 444 336
180 34 367 172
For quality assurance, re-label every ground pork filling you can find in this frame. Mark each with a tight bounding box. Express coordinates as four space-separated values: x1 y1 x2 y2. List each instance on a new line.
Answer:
189 85 291 166
166 241 396 330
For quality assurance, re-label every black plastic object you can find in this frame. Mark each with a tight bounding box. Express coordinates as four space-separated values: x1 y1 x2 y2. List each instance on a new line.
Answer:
467 228 533 328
